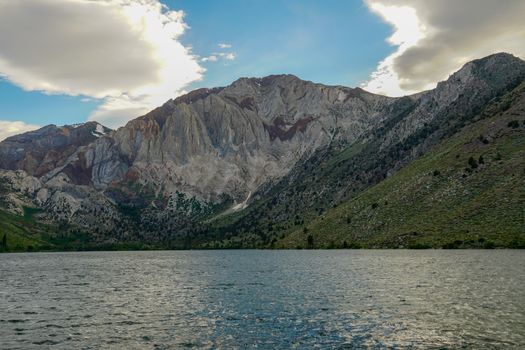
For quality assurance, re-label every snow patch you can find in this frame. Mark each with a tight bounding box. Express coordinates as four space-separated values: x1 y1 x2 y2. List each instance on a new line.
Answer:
96 123 105 134
232 191 251 211
92 123 107 137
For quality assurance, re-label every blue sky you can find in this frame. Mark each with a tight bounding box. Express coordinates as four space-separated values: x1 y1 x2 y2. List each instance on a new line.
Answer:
175 0 393 89
0 0 523 139
0 0 392 129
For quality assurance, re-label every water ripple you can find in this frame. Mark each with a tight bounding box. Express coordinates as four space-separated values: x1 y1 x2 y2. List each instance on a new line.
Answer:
0 250 524 349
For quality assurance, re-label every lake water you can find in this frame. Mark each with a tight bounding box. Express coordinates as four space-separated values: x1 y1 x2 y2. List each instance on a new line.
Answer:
0 250 524 349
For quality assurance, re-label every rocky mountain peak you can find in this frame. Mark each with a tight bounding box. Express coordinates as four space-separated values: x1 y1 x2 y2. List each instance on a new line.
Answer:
442 52 525 89
0 121 112 177
59 71 405 203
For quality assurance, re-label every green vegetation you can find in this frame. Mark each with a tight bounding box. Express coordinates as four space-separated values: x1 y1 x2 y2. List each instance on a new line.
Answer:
0 208 55 252
278 109 525 249
0 208 196 252
2 80 524 252
202 83 525 249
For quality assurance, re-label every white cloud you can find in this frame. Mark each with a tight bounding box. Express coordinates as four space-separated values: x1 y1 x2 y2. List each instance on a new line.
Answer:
201 52 236 63
0 120 40 141
202 55 219 62
218 43 232 49
224 53 236 61
363 0 525 96
0 0 204 128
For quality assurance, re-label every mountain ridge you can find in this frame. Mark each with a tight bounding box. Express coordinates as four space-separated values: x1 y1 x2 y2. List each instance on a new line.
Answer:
0 52 524 251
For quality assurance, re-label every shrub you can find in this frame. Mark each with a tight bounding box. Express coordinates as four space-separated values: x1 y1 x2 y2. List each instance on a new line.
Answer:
307 234 314 247
483 241 495 249
468 156 478 169
408 242 432 249
442 240 463 249
1 233 6 251
478 135 489 144
342 241 361 249
507 120 519 128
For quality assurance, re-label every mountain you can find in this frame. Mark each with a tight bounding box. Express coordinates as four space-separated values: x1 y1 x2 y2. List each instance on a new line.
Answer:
0 122 111 177
0 53 524 251
56 75 402 201
277 82 525 249
204 54 525 249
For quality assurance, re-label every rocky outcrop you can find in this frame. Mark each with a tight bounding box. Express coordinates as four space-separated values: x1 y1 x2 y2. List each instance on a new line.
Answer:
379 53 525 149
0 122 111 177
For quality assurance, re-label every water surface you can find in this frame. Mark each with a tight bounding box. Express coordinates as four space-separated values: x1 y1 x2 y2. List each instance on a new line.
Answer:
1 250 524 349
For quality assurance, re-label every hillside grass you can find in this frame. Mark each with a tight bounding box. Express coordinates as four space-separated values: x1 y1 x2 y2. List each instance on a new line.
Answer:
278 107 525 248
0 208 169 252
0 208 54 252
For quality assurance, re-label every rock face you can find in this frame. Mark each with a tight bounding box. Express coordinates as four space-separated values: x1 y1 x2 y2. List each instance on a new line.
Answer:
67 75 400 203
379 53 525 149
0 52 524 238
0 122 111 177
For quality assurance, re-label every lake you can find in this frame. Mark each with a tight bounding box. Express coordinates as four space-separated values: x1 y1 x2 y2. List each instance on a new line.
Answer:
0 250 524 349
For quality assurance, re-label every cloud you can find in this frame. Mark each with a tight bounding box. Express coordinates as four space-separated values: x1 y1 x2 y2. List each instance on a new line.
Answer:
223 53 236 61
218 43 232 49
0 120 40 141
202 55 219 62
363 0 525 96
0 0 204 128
201 52 236 63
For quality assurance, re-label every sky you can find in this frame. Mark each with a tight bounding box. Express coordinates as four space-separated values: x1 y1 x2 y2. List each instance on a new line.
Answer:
0 0 524 140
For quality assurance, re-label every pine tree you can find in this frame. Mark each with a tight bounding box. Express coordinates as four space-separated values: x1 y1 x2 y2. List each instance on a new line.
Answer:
2 233 6 251
307 234 314 248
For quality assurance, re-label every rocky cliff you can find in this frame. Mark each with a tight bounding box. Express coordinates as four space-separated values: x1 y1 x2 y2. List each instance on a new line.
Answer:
63 75 401 204
0 122 110 177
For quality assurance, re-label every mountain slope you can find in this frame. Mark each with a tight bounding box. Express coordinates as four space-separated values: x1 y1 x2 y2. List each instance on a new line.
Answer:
0 122 111 177
63 75 399 200
0 53 523 250
202 54 525 248
278 83 525 248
